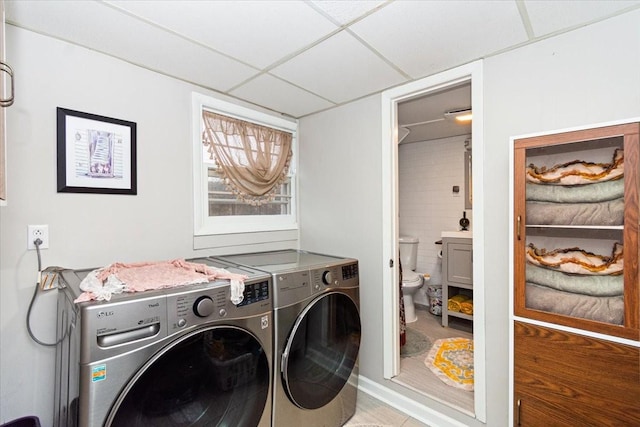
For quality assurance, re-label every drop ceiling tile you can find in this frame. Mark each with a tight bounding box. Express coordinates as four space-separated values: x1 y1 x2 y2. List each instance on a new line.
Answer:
309 0 388 25
350 0 528 78
6 0 258 91
230 74 335 118
270 31 407 104
108 0 338 69
524 0 640 37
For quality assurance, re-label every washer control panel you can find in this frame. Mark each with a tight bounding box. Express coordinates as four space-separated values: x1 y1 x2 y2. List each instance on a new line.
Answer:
193 295 215 317
237 280 270 307
167 279 271 333
321 270 333 285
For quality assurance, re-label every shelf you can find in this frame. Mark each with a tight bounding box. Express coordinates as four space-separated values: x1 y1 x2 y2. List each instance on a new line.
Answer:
447 311 472 321
525 226 623 240
442 238 473 328
448 283 473 291
526 224 623 230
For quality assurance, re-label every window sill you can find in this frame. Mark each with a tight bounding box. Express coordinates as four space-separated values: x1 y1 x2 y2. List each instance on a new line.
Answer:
193 228 298 251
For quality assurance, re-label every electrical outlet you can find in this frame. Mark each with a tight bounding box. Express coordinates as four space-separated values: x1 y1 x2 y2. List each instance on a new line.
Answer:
27 225 49 250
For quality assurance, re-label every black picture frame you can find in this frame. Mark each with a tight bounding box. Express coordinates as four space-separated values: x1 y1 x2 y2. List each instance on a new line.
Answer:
57 107 137 194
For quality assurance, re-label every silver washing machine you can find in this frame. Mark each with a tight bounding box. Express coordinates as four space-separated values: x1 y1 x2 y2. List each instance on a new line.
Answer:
217 250 361 427
53 258 273 427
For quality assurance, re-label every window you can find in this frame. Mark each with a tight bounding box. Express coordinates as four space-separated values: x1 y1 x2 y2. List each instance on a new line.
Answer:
207 168 292 217
192 93 298 236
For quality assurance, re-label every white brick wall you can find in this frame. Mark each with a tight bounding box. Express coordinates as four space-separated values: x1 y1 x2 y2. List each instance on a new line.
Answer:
398 134 472 305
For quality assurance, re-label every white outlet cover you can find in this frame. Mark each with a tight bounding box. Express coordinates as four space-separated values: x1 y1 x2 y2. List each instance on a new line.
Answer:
27 224 49 250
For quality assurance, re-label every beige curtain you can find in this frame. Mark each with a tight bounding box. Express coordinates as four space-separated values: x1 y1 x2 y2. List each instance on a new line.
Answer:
202 111 292 206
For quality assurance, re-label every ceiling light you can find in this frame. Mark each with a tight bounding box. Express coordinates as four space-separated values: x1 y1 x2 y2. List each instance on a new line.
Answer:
444 108 472 123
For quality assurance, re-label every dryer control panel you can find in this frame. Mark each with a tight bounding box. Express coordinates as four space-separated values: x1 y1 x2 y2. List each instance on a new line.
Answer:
311 262 359 292
341 263 359 281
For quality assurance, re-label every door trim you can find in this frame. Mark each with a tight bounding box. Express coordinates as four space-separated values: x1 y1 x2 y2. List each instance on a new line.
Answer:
380 60 486 422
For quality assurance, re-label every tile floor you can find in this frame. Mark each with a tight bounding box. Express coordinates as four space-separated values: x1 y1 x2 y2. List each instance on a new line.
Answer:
393 306 474 414
344 305 474 426
345 391 431 427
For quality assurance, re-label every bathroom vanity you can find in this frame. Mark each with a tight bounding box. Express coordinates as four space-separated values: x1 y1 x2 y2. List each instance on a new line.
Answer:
441 232 473 328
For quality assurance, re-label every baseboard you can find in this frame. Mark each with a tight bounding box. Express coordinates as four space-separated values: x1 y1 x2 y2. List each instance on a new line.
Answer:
357 375 470 427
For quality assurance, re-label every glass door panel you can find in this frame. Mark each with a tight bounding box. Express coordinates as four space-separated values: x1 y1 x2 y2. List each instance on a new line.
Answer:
281 292 361 410
107 326 270 427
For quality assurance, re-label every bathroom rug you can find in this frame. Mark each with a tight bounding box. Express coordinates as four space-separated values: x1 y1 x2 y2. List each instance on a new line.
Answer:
425 337 474 391
400 327 432 358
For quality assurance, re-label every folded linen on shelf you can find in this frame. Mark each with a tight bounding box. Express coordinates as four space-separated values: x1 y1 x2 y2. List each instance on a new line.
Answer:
525 178 624 203
74 259 248 303
526 264 623 297
460 300 473 315
526 243 623 276
526 198 624 226
525 282 624 325
526 148 623 185
448 294 471 313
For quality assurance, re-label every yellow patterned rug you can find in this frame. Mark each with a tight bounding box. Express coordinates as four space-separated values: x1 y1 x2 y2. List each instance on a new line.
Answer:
425 337 474 391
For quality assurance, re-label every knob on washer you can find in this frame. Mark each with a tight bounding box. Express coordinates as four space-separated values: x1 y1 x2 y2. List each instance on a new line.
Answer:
322 271 332 285
193 296 214 317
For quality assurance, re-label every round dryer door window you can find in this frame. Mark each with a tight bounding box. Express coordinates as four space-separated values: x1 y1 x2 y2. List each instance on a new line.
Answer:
282 292 361 409
106 326 270 427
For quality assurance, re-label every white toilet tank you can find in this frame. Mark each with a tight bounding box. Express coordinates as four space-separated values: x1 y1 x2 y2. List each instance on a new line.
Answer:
399 235 419 271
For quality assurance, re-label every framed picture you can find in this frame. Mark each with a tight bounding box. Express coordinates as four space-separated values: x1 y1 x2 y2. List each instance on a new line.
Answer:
57 107 137 194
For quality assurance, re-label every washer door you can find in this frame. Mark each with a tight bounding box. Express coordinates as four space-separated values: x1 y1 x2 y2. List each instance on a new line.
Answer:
282 292 361 409
106 326 269 426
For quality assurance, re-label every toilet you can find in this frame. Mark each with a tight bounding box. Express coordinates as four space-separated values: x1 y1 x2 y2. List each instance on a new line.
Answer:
399 235 423 323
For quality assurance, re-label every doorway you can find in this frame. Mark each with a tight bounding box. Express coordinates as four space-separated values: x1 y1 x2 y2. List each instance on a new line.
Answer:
394 82 474 414
380 61 486 422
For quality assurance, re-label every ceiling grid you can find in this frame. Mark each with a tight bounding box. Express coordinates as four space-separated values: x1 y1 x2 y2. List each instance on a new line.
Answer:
5 0 640 118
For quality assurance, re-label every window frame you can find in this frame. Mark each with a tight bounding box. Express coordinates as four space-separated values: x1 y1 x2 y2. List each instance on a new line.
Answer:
192 93 298 237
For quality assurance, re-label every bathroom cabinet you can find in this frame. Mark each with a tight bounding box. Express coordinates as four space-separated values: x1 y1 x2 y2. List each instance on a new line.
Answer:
441 236 473 327
511 121 640 426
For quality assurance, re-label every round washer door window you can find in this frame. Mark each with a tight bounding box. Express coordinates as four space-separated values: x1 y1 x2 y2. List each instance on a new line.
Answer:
282 292 361 409
107 326 269 427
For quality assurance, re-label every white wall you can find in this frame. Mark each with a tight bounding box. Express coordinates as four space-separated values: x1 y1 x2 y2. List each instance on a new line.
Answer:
0 26 296 425
297 93 383 377
300 9 640 427
480 10 640 426
398 135 471 304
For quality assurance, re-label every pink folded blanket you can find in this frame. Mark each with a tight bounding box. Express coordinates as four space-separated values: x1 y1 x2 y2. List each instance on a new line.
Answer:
75 259 247 303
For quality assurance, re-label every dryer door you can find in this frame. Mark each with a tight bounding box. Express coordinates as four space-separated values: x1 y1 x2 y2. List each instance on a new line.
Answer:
282 292 361 409
106 326 269 426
